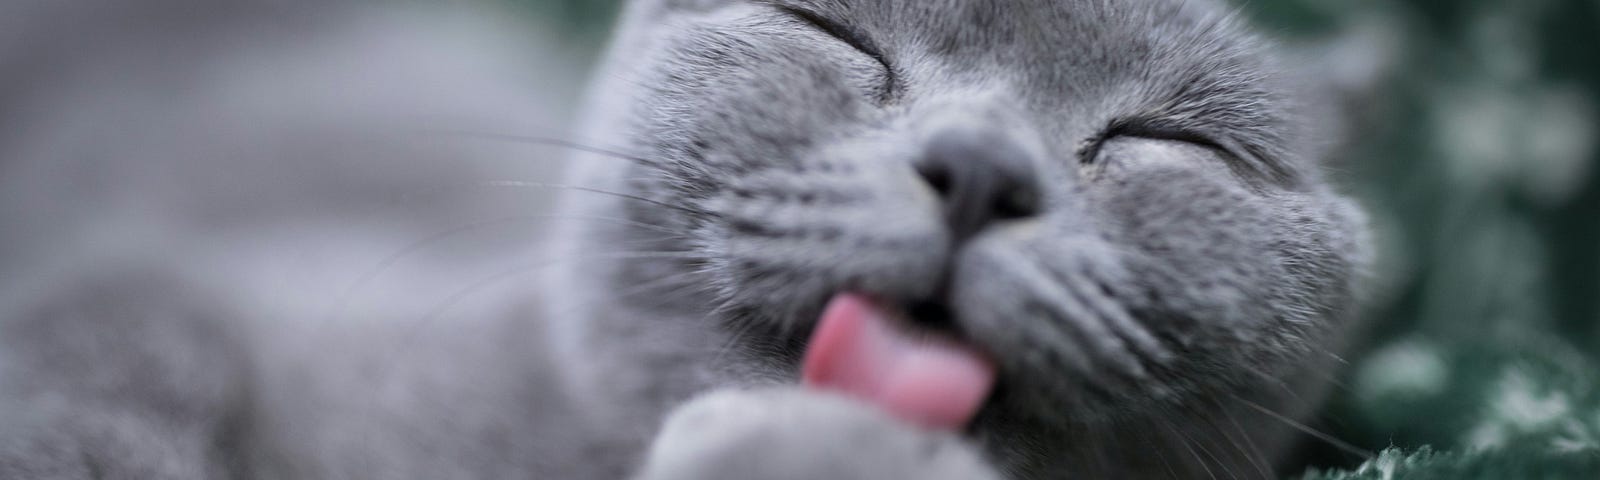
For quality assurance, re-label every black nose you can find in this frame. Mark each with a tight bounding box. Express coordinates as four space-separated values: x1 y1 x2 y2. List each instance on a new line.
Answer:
914 128 1044 240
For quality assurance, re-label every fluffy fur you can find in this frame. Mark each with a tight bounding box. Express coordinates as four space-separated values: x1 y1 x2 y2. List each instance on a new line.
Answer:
555 0 1370 477
0 0 1370 478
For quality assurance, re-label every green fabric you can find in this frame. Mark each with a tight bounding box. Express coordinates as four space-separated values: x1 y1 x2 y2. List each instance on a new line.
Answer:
1301 447 1600 480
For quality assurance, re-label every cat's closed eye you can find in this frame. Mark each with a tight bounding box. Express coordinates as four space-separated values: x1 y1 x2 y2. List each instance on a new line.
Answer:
1079 119 1226 164
1088 137 1226 174
768 3 898 100
1078 118 1288 187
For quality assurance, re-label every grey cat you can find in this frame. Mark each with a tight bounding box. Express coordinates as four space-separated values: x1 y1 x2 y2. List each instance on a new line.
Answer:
0 0 1370 479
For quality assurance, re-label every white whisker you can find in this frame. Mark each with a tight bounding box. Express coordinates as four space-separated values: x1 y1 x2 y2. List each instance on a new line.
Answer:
1230 394 1373 460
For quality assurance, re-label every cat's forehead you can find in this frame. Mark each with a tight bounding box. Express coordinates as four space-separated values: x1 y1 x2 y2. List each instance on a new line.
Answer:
656 0 1255 86
760 0 1261 103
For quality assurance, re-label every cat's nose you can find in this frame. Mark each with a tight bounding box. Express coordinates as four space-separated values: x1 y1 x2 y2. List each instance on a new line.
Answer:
914 128 1043 240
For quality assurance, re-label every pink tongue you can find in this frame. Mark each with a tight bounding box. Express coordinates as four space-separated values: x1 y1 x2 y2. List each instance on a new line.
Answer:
801 293 996 430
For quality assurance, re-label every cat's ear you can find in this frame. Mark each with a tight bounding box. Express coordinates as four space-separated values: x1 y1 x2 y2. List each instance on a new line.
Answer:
1281 16 1402 166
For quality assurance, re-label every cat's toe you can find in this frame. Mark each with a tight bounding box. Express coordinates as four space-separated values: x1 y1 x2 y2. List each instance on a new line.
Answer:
634 388 1001 480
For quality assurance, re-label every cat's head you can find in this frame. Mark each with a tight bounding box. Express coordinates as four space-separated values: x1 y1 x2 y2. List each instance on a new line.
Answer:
552 0 1369 466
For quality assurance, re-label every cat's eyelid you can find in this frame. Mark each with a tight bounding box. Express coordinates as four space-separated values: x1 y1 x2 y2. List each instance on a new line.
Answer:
770 4 881 56
766 3 898 98
1082 119 1286 185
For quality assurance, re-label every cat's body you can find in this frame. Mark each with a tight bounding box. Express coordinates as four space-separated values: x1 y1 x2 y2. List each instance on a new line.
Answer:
1 2 594 478
0 0 1369 479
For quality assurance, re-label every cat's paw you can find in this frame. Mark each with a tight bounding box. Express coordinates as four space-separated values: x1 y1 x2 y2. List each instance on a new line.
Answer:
633 388 1002 480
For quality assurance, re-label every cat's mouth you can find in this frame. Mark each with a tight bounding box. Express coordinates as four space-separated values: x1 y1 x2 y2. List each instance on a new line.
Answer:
800 293 997 431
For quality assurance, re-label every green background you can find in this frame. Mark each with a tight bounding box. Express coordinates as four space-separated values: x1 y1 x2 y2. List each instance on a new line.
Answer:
511 0 1600 474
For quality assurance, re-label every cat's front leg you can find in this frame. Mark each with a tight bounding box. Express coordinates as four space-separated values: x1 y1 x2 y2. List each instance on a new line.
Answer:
633 388 1003 480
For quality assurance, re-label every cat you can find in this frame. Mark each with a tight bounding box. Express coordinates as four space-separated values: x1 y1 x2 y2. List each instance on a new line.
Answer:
0 0 1371 479
553 0 1372 478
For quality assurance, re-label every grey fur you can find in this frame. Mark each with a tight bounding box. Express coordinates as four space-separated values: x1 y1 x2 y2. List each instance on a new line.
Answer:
553 0 1370 477
0 0 1370 478
636 389 1002 480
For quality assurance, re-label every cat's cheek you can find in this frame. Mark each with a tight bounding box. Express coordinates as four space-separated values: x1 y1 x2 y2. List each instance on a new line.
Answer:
1086 153 1290 346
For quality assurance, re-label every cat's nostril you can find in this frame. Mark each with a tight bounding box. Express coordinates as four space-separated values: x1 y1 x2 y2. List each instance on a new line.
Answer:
993 184 1042 220
915 127 1044 239
917 163 954 196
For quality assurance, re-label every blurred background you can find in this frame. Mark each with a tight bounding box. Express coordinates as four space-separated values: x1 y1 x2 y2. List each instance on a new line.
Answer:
1235 0 1600 473
2 0 1596 476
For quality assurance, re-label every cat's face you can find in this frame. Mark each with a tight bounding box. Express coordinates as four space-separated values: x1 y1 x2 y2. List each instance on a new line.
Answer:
569 0 1367 461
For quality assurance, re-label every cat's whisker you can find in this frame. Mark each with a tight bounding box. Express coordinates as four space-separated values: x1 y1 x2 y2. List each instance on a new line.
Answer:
1214 399 1276 480
324 176 651 237
411 250 702 334
1228 394 1373 460
324 214 684 326
1239 361 1364 427
418 129 665 171
1174 417 1242 480
513 269 713 350
1231 363 1374 461
616 270 714 304
380 251 706 389
1164 422 1221 480
1304 363 1355 394
1239 363 1306 402
336 177 702 238
623 258 729 312
525 261 712 328
1323 350 1352 366
1186 406 1264 480
1293 347 1357 393
1142 427 1183 479
475 180 712 217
